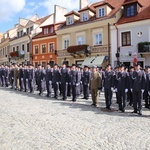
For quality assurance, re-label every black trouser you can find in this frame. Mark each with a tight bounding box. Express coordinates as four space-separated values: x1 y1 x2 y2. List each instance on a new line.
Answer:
61 83 68 100
19 78 24 90
116 92 119 104
67 83 71 96
29 79 34 92
23 79 28 92
38 80 43 94
118 90 126 110
133 90 142 112
104 88 112 108
128 89 133 105
144 91 150 108
11 78 14 89
53 83 59 98
76 84 80 97
46 81 52 96
1 76 4 86
71 84 77 101
83 84 89 99
5 77 9 87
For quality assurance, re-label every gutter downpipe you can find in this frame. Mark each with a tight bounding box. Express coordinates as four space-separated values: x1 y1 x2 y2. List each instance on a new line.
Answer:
115 23 119 65
108 23 111 64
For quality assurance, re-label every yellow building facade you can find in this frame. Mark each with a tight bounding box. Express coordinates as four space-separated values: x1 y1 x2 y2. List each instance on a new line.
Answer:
56 0 124 68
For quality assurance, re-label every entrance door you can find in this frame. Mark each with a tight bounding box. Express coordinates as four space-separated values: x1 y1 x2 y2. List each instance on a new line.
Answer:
123 62 130 67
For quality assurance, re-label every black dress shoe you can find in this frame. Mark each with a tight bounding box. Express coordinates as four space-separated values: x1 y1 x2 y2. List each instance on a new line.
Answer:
81 97 86 99
139 110 142 115
122 108 125 113
132 111 137 113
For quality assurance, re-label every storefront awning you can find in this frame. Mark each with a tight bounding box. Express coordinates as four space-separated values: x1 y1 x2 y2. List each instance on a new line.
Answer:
82 56 105 67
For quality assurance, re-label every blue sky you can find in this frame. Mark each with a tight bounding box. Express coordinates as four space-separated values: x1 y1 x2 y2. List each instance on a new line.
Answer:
0 0 100 33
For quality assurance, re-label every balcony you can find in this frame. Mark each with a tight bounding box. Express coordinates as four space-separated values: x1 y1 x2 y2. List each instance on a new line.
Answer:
138 42 150 53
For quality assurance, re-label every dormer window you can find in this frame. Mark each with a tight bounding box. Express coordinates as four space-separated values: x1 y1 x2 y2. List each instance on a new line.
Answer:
44 28 49 34
98 7 105 17
50 26 54 33
82 12 88 21
126 5 135 17
68 17 73 25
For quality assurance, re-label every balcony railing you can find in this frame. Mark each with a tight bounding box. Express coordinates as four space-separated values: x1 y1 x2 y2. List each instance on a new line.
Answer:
138 42 150 53
90 45 109 53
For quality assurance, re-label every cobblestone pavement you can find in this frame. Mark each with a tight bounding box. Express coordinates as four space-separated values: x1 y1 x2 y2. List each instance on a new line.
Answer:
0 87 150 150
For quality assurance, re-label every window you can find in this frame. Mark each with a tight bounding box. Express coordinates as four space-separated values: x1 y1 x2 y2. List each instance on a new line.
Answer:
27 43 30 52
49 43 54 52
82 12 88 21
68 17 73 25
30 26 33 32
50 26 54 33
16 46 19 51
94 33 102 45
34 46 38 54
22 45 24 51
77 36 85 45
63 39 69 49
20 30 23 36
42 44 46 53
121 31 131 46
13 47 15 52
27 28 30 34
126 5 135 17
44 28 49 34
17 32 20 37
98 8 105 17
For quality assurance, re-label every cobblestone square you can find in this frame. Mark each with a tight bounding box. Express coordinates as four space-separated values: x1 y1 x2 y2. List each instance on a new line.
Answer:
0 87 150 150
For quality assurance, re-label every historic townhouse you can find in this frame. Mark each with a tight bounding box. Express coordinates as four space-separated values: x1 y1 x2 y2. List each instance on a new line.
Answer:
111 0 150 68
56 0 124 67
9 14 53 65
31 5 67 68
32 22 63 68
0 27 18 64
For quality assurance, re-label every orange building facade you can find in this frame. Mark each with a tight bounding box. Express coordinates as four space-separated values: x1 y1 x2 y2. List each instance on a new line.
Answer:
32 23 61 68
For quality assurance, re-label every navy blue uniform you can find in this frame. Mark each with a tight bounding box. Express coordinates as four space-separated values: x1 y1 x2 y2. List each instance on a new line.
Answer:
131 70 146 113
52 69 60 99
82 71 91 99
102 70 114 109
45 68 53 97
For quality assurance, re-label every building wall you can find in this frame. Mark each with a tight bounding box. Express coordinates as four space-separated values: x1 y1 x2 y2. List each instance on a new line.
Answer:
32 36 57 67
117 19 150 67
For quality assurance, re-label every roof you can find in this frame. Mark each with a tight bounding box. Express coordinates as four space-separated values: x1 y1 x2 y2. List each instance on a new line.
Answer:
117 0 150 25
58 0 125 30
78 5 95 13
64 11 80 17
35 14 52 24
93 1 114 9
32 23 63 39
32 32 56 39
122 0 142 6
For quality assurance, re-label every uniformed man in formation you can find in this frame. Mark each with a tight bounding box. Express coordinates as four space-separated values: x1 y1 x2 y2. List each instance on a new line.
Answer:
0 62 149 115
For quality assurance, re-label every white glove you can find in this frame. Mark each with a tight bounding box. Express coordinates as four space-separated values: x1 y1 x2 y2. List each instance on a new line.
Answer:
21 78 23 81
66 82 68 85
111 87 114 92
26 79 28 82
56 82 59 85
130 89 132 92
148 92 150 96
125 89 128 93
49 81 52 84
141 89 144 93
115 88 117 92
76 83 79 86
102 87 104 92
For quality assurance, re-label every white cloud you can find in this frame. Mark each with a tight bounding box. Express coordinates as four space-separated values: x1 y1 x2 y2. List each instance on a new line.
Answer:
0 0 25 21
39 0 101 15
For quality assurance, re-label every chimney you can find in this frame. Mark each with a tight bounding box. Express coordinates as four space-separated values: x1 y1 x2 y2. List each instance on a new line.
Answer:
80 0 88 9
54 5 67 24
